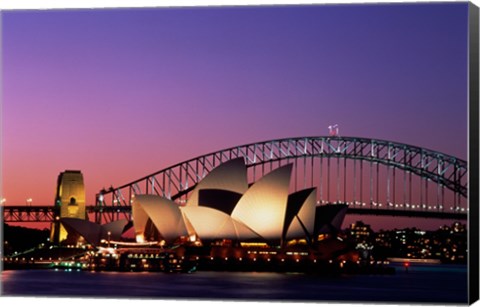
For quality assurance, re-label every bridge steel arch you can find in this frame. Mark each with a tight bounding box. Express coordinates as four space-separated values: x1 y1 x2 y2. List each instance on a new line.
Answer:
94 136 468 223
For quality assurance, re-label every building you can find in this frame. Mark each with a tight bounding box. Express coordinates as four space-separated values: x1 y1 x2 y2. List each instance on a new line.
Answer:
62 159 348 250
347 221 374 245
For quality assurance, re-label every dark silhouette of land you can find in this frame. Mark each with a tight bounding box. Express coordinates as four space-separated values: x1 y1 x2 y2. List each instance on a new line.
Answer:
3 223 50 255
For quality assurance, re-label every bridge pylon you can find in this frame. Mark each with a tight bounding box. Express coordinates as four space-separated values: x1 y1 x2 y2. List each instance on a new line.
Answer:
50 170 87 244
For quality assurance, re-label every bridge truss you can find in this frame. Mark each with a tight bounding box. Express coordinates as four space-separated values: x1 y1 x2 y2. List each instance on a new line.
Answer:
2 206 57 223
94 136 468 224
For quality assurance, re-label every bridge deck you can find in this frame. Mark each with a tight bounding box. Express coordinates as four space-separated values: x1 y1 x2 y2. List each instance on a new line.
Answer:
346 208 467 220
2 205 467 222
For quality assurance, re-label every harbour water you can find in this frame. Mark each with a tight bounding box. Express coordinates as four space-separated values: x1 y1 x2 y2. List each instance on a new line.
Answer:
1 264 468 304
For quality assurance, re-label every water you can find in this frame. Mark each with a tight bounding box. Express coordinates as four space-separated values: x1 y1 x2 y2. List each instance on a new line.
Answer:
1 264 468 304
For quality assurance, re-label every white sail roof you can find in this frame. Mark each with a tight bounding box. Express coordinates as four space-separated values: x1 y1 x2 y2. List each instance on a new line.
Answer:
186 158 248 207
60 218 128 246
286 188 316 240
132 200 149 241
133 195 188 243
181 206 259 241
231 164 292 240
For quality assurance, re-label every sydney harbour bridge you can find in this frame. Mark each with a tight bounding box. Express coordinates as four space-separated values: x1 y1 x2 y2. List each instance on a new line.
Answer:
2 136 469 224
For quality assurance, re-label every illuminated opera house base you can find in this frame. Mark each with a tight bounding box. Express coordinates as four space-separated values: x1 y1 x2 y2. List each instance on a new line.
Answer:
57 158 374 273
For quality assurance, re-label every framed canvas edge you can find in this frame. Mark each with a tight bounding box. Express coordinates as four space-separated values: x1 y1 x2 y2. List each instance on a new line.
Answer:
469 1 480 305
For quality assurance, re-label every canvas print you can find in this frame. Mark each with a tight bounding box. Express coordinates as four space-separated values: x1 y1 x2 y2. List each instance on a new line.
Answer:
1 2 478 305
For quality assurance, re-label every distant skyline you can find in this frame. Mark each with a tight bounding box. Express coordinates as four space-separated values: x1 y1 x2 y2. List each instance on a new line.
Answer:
2 3 469 230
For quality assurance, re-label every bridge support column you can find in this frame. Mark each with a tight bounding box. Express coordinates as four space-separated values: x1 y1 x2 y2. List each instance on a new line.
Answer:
50 170 86 245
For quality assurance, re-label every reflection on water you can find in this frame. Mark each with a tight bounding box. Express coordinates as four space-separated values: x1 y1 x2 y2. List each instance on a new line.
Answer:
1 264 467 303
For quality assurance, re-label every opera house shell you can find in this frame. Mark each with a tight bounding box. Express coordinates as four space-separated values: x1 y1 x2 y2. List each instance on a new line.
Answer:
62 158 348 248
60 218 129 246
131 158 347 247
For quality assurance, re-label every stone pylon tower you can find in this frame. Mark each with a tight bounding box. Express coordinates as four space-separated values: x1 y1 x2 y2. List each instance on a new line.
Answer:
50 170 86 244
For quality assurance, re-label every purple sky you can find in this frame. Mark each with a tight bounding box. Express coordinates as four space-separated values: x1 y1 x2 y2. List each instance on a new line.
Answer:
2 3 469 230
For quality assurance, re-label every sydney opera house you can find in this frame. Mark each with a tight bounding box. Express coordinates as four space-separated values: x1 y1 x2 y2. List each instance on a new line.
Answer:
60 158 351 271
